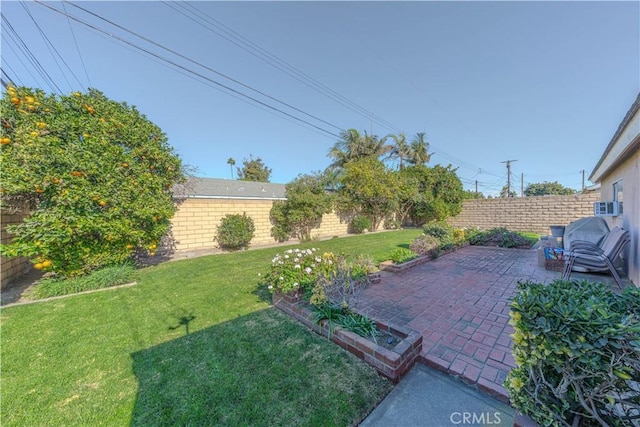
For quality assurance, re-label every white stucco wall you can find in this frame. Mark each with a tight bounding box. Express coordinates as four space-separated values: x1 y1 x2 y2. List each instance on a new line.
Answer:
599 149 639 287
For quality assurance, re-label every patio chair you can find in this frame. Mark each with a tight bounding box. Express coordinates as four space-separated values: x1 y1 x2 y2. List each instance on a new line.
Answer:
562 226 630 288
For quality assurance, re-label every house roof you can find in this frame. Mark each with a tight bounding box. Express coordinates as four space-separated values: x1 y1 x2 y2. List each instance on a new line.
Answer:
590 93 640 182
179 177 287 200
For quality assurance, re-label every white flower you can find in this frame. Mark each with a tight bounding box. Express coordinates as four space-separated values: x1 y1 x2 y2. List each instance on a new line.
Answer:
311 264 316 268
293 282 299 287
279 276 284 281
268 285 273 290
285 249 293 254
304 267 312 274
294 264 301 269
315 257 321 263
257 273 261 277
284 255 290 259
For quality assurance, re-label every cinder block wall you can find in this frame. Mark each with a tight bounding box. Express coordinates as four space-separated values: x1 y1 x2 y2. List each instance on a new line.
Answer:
1 207 31 290
447 193 601 235
170 198 350 255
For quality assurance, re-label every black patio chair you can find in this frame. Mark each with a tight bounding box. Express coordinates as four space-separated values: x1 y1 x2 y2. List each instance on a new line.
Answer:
562 226 630 289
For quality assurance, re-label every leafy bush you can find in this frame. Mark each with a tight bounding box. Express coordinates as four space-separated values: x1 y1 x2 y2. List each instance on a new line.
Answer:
351 215 372 234
468 227 535 248
350 255 378 279
33 263 137 298
387 248 418 264
0 86 185 277
269 173 334 242
309 255 371 307
422 221 454 244
264 248 336 294
409 235 439 256
506 280 640 426
215 213 255 251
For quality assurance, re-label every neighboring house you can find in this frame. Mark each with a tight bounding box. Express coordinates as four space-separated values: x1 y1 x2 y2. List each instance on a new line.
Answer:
589 93 640 287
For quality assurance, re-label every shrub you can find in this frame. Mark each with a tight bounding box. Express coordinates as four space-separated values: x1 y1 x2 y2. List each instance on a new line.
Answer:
215 213 255 251
387 247 418 264
409 235 439 256
468 227 534 248
506 280 640 426
0 87 185 277
422 220 453 240
264 248 336 294
310 256 370 307
351 215 371 234
269 173 333 242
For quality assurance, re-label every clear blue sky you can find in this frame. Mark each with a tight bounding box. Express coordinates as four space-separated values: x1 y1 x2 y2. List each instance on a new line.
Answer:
2 1 639 196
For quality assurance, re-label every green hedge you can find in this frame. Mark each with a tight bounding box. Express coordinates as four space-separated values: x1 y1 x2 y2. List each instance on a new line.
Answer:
506 280 640 426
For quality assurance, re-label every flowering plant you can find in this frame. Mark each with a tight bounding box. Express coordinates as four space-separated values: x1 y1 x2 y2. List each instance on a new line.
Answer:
263 248 336 294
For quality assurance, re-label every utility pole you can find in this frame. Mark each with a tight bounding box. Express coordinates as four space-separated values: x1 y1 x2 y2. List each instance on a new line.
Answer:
581 170 585 192
521 172 524 197
501 160 517 197
475 180 478 195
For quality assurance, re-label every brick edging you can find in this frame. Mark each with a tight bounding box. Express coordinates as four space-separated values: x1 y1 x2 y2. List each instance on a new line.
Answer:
273 292 423 383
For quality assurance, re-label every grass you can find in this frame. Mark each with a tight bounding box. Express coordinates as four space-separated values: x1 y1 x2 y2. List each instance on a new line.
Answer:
1 229 421 426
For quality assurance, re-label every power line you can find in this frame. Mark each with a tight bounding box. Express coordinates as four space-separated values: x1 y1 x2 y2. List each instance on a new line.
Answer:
164 1 402 135
61 0 91 88
35 1 342 139
19 1 84 91
66 1 343 134
2 13 61 94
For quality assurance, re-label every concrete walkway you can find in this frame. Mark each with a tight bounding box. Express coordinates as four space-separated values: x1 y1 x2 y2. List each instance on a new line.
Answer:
361 363 514 427
354 245 630 403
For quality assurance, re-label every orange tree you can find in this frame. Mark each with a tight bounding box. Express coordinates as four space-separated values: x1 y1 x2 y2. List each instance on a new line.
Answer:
0 86 185 276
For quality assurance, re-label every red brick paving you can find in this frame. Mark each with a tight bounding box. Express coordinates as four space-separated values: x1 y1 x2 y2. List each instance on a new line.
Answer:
354 245 560 403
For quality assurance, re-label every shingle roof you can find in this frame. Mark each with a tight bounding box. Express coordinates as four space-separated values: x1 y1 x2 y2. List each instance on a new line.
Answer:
180 177 287 200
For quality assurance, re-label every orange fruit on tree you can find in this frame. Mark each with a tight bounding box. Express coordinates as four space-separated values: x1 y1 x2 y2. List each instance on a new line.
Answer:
34 263 44 270
30 131 39 137
25 96 35 104
0 137 10 145
41 260 52 268
10 98 20 106
126 244 134 250
122 163 129 168
36 122 46 129
98 200 107 206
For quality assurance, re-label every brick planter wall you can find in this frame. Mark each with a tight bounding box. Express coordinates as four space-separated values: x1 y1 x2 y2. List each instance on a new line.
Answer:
380 243 469 274
273 292 422 383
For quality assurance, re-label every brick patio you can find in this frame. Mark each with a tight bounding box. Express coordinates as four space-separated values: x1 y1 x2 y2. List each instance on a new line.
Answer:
353 245 628 403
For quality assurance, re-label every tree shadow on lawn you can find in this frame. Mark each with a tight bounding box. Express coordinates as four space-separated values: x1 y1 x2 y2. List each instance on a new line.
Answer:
130 308 392 427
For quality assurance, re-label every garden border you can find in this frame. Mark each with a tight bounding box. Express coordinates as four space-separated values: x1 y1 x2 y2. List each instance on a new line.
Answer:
273 292 422 383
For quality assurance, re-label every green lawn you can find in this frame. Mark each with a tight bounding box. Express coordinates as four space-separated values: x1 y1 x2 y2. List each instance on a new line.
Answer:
1 229 422 426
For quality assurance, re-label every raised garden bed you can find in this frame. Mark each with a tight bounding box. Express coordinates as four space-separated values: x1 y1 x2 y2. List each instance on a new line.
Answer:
273 292 422 383
380 242 469 274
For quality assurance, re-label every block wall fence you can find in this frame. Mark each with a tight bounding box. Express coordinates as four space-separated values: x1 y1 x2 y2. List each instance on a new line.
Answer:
169 198 350 257
1 192 600 288
447 193 601 235
1 207 31 289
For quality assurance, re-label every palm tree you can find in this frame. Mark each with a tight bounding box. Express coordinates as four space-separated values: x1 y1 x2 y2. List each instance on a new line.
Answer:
407 132 431 166
226 157 236 179
327 128 391 171
387 132 412 170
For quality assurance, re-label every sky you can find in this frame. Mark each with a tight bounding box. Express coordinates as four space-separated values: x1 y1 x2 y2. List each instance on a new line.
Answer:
2 1 639 196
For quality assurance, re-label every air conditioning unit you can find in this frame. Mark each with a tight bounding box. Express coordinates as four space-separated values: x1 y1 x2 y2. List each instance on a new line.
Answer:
594 201 623 216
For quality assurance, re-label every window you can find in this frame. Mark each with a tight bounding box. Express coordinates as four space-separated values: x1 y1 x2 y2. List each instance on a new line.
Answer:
613 180 623 214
